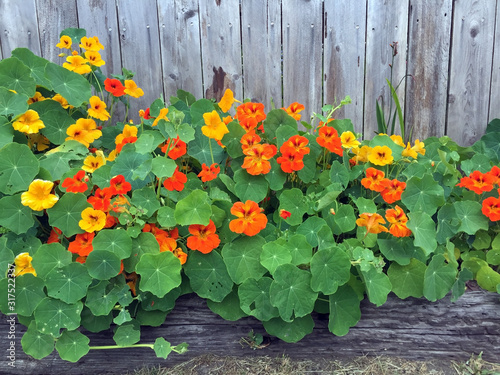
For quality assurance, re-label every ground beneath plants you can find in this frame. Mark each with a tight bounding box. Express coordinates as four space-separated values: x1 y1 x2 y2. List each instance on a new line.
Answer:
128 353 500 375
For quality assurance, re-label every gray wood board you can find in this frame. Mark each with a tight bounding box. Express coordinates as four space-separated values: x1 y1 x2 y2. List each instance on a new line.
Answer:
1 290 498 375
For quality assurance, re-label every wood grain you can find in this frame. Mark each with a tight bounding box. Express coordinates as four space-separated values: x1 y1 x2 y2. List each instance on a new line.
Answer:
488 2 500 123
0 290 498 375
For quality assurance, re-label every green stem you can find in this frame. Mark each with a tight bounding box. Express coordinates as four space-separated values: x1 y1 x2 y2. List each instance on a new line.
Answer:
208 138 215 165
89 344 153 350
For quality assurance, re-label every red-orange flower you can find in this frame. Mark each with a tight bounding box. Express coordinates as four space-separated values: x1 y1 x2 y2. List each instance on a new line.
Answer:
187 220 220 254
61 170 89 193
482 196 500 221
457 171 496 195
87 187 113 211
161 137 186 160
276 147 304 173
198 163 220 182
280 209 291 220
104 78 125 97
104 213 118 229
236 102 266 132
280 135 310 156
283 102 305 120
361 167 387 192
173 248 188 264
356 212 388 234
68 232 95 256
316 125 343 156
109 175 131 195
115 136 138 153
229 200 268 236
47 227 62 244
241 143 277 175
385 206 412 237
163 167 187 191
240 131 261 152
380 179 406 204
486 166 500 185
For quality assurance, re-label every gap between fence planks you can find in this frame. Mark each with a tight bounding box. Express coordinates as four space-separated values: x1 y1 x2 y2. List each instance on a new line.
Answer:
0 289 498 375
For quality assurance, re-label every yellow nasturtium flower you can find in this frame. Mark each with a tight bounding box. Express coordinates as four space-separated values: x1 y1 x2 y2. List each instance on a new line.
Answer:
79 207 106 233
368 145 394 166
66 118 102 147
218 88 240 113
12 110 45 134
21 179 59 211
202 110 229 141
389 134 405 148
56 35 72 49
412 139 426 156
14 253 36 277
63 55 91 75
124 80 144 98
88 96 110 121
28 133 50 151
402 142 418 159
27 92 46 105
79 36 104 52
340 131 361 149
82 150 106 173
152 108 169 127
52 94 72 109
115 124 138 145
84 51 105 67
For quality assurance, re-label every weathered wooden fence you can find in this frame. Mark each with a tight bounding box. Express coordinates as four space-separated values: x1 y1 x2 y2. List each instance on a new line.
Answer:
0 0 499 146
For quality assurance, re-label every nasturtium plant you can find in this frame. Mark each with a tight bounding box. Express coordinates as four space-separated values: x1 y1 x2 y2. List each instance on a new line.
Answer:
1 27 500 364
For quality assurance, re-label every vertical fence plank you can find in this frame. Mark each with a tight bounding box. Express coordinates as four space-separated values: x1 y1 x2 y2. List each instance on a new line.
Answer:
76 0 122 80
0 0 41 58
116 0 163 121
199 0 243 102
447 0 496 146
364 0 409 139
240 0 282 111
35 0 78 63
158 0 204 101
405 0 453 142
488 2 500 123
282 0 323 123
323 0 367 132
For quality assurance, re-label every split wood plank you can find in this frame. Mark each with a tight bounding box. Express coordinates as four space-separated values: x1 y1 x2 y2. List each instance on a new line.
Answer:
405 0 453 142
1 290 498 375
0 0 42 58
323 0 367 133
364 0 409 139
158 0 204 101
199 0 243 102
447 0 497 146
116 0 163 121
240 0 282 111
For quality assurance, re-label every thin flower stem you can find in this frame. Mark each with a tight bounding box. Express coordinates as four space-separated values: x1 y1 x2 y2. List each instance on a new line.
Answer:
208 138 215 165
89 344 153 350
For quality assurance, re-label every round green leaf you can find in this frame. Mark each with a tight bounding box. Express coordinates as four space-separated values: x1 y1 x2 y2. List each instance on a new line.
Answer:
221 236 267 284
328 284 361 336
132 187 161 217
288 234 313 266
21 321 54 360
187 128 225 165
278 188 308 226
436 204 460 244
86 250 122 280
238 277 280 321
0 87 29 117
151 156 177 178
136 309 168 327
31 243 72 280
156 206 176 228
401 174 445 215
387 258 426 299
329 204 356 235
0 274 45 316
110 146 153 190
113 324 140 346
297 217 330 247
265 159 287 190
93 228 132 260
0 143 39 195
34 298 83 336
84 280 121 316
139 287 181 312
310 247 351 295
11 47 51 88
174 189 212 226
55 330 90 362
0 238 14 276
476 266 500 292
123 232 160 273
360 266 392 306
44 62 91 107
136 252 182 298
377 237 420 266
261 238 293 275
113 308 132 325
263 315 314 343
407 211 437 256
0 57 36 97
423 254 457 302
454 200 489 235
184 250 233 302
233 169 269 203
0 193 34 234
45 263 92 304
0 115 15 149
47 193 91 237
30 100 75 145
153 337 172 359
263 109 297 140
207 287 247 321
269 264 318 322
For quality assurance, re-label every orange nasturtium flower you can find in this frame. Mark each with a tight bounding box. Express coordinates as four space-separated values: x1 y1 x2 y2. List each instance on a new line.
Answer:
276 147 304 173
173 248 188 265
280 209 291 220
316 125 343 156
56 35 72 49
88 96 110 121
161 137 187 160
104 78 125 97
68 232 95 256
198 163 220 182
82 150 107 173
61 170 89 193
163 167 187 192
109 175 132 195
87 187 113 211
385 206 412 237
12 110 45 134
66 118 102 147
456 171 496 195
368 145 394 166
241 143 277 175
187 220 221 254
152 108 169 127
28 133 50 152
21 180 59 211
63 55 91 74
240 131 261 152
79 207 106 233
380 179 406 204
202 110 229 141
486 166 500 185
283 102 305 121
229 200 268 236
482 196 500 221
340 131 361 149
123 80 144 98
14 253 36 277
47 227 62 244
115 124 138 145
280 135 310 156
356 212 389 234
218 88 240 113
361 167 387 192
236 102 266 132
79 36 104 52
